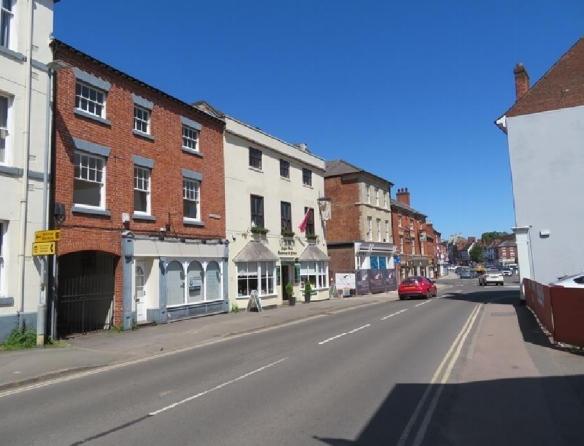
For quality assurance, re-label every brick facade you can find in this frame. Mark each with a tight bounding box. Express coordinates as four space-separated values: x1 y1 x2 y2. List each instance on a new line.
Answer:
324 176 361 242
52 40 225 326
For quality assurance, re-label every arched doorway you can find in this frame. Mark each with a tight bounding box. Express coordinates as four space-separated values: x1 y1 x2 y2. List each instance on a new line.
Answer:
57 250 118 337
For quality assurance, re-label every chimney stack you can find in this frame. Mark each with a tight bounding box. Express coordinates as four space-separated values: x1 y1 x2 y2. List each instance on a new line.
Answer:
396 187 411 206
514 62 530 101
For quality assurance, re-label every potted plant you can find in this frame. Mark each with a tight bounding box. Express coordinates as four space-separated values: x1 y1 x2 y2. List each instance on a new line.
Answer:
285 282 295 306
306 233 318 241
281 229 295 238
304 281 312 303
250 226 269 235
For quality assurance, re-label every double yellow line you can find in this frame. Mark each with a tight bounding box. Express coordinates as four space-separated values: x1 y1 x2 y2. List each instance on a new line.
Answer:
397 303 482 446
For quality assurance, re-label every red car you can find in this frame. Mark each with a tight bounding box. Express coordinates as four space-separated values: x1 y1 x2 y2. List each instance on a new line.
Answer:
398 276 437 300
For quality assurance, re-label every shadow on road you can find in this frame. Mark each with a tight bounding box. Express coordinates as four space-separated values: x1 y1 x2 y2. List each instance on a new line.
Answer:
440 287 519 305
314 374 584 445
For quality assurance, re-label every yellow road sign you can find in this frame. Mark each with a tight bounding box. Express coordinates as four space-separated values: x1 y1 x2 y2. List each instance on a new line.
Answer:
35 229 61 243
32 241 56 256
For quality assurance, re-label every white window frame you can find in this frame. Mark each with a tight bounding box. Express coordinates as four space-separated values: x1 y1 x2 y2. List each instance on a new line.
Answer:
0 94 10 165
385 220 390 242
399 235 404 253
366 185 370 203
166 259 223 306
74 151 106 210
398 213 402 228
376 218 381 242
236 261 276 298
134 106 150 134
1 0 13 49
375 188 379 206
409 219 414 230
134 166 151 215
300 260 328 290
182 125 199 152
183 178 200 221
384 191 388 208
75 82 107 119
367 216 372 241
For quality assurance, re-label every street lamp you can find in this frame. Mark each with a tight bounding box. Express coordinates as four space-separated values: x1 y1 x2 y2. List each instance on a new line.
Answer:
36 59 72 346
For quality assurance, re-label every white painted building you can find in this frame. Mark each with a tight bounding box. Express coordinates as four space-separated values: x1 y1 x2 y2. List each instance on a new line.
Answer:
496 38 584 294
222 113 329 309
0 0 57 340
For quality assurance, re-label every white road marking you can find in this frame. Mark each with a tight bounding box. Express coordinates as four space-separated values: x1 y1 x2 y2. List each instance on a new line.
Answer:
397 304 481 446
149 358 288 416
381 309 408 320
318 324 371 345
415 300 432 307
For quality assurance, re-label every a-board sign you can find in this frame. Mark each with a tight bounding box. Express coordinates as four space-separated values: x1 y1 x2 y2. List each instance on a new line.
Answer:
246 290 263 312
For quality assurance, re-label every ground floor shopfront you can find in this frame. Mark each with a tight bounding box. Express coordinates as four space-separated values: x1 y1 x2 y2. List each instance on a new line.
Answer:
55 230 229 337
230 236 331 310
397 255 435 282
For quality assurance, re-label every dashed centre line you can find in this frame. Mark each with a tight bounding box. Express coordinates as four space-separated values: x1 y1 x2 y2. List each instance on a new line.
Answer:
415 300 432 307
318 324 370 345
381 309 408 320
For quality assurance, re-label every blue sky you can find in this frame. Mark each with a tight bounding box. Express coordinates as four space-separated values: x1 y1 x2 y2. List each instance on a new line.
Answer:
54 0 584 239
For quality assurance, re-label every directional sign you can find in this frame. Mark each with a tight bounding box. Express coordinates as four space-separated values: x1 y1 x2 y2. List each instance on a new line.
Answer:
32 241 56 256
35 229 61 243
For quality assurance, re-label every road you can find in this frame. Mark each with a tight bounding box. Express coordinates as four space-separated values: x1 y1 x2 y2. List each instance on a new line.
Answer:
0 275 577 445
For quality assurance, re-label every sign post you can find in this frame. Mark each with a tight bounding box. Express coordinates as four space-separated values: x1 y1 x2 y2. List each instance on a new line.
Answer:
33 230 60 346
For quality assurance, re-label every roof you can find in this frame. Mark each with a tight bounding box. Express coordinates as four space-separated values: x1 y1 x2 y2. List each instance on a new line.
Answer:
501 36 584 119
232 241 279 263
390 199 427 219
50 39 224 126
324 159 394 187
298 245 330 262
498 240 517 248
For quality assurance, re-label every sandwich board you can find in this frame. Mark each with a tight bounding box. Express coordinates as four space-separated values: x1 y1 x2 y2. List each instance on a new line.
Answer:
246 290 263 312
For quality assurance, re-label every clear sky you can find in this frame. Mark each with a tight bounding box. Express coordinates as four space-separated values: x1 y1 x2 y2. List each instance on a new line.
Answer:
54 0 584 239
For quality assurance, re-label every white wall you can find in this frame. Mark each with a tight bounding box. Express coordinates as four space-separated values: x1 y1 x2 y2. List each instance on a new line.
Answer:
0 0 55 335
224 117 328 307
507 105 584 284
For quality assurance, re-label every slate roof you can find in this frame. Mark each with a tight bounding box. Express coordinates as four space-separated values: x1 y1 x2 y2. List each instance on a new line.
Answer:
390 199 427 219
324 159 393 186
298 244 330 262
232 240 279 263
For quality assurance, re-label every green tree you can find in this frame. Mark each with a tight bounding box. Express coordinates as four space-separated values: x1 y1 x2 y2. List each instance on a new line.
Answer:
480 231 510 244
469 243 484 263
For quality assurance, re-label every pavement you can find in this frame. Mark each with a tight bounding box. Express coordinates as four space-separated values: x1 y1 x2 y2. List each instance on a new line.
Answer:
2 269 583 413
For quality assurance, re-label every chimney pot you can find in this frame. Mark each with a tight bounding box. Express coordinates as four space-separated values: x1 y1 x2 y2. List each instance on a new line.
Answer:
514 62 530 101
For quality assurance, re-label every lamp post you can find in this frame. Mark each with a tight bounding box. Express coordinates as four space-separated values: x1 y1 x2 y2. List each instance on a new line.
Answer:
36 59 71 346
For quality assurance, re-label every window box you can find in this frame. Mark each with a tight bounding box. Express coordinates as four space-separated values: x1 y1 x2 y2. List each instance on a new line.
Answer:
251 226 269 235
306 233 318 240
281 229 295 237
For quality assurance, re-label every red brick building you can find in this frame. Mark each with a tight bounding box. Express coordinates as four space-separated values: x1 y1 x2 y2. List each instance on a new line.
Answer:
51 40 227 336
324 160 397 295
391 188 433 281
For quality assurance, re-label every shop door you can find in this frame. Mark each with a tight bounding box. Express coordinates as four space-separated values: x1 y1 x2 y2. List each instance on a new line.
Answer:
135 262 147 323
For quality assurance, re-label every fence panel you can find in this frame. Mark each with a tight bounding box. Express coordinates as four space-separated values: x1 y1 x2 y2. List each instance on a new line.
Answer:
550 287 584 347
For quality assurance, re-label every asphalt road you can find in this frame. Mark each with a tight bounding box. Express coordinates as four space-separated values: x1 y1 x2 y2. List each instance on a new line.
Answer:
0 277 530 446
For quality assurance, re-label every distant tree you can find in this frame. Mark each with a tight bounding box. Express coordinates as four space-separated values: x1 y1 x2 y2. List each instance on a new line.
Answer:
481 231 510 244
469 244 484 263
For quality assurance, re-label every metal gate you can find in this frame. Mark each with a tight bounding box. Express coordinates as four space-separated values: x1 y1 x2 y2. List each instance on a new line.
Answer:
57 251 118 337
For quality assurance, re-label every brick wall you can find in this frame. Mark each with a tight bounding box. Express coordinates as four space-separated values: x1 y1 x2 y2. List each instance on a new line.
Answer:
324 176 361 242
328 245 355 277
54 45 226 249
52 43 226 323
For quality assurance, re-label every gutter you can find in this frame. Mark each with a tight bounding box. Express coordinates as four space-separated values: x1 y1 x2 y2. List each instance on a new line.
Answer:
495 115 507 135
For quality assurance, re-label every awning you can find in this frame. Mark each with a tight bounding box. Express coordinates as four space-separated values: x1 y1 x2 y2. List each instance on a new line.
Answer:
298 245 330 262
232 240 279 263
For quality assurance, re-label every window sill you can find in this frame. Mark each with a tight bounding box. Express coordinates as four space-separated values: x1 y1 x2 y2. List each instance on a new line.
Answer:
0 45 25 62
74 109 112 126
0 165 24 177
183 218 204 227
182 147 203 157
280 176 291 181
72 206 111 217
133 130 155 141
302 183 313 188
248 166 263 173
133 213 156 222
167 299 223 308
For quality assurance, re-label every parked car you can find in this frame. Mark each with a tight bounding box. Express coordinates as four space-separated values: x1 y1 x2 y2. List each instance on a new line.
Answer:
458 268 475 279
549 272 584 289
502 269 512 276
398 276 437 300
478 269 504 286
